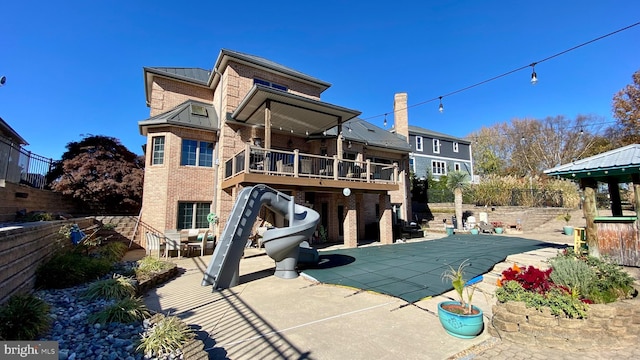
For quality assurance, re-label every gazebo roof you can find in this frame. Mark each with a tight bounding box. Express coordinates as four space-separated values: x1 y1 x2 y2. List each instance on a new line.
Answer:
544 144 640 182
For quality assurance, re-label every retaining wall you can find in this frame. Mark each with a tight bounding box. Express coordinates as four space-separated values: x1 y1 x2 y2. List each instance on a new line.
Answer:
0 218 94 305
490 299 640 349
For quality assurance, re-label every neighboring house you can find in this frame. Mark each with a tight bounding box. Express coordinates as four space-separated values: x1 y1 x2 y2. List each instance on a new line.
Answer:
138 49 412 248
0 117 29 186
391 94 473 182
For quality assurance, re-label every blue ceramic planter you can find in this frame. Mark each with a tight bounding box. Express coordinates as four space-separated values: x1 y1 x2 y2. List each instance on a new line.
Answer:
437 301 484 339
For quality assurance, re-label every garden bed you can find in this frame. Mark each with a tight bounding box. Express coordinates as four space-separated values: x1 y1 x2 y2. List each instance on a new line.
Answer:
490 297 640 350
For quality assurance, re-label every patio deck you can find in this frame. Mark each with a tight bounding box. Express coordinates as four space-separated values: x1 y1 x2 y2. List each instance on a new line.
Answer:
140 235 571 359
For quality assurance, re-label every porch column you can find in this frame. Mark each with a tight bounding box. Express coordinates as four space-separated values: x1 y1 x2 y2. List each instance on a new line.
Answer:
264 99 271 150
581 178 600 257
379 193 393 244
608 180 622 216
344 192 358 248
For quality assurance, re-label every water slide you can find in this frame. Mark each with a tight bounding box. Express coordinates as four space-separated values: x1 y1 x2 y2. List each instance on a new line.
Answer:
202 184 320 289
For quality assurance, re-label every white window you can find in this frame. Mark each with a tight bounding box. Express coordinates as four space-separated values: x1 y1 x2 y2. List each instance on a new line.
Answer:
409 158 415 172
454 162 461 172
151 136 165 165
432 160 446 175
254 78 288 91
453 142 459 153
415 136 423 152
433 139 441 154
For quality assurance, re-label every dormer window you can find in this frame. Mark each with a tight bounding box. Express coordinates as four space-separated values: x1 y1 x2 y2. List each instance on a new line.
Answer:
254 78 288 92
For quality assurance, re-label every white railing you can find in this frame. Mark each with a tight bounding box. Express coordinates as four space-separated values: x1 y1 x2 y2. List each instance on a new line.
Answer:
224 145 398 184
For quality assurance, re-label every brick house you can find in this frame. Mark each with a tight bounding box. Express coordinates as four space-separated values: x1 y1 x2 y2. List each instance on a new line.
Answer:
138 49 412 248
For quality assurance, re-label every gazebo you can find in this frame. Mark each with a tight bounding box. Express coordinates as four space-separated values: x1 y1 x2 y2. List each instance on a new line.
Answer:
544 144 640 266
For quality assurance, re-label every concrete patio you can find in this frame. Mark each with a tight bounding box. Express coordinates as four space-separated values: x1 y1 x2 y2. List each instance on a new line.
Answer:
138 232 584 360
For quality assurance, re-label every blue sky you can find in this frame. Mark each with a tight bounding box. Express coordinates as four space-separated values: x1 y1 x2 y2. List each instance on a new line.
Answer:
1 1 639 160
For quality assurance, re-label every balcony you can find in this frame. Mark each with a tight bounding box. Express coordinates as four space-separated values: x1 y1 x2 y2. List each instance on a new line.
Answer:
221 145 400 192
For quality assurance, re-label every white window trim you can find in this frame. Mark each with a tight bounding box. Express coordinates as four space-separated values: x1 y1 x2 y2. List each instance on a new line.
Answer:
432 160 446 175
433 139 440 154
454 162 461 172
415 136 423 152
453 142 459 153
151 136 165 166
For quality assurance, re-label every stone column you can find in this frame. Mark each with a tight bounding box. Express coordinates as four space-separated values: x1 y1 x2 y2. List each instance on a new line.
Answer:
379 193 394 244
344 192 358 248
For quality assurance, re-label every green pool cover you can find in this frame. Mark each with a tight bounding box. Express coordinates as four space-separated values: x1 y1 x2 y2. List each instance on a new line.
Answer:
301 235 557 303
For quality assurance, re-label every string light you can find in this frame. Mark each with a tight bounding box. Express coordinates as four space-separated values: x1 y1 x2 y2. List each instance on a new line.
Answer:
530 63 538 85
383 113 387 127
359 21 640 120
438 97 444 113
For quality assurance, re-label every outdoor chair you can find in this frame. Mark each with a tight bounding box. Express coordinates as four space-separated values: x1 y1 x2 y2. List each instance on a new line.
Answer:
478 221 494 234
145 231 167 257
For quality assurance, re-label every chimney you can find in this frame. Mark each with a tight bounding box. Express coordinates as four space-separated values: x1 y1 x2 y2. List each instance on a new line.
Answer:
393 92 409 142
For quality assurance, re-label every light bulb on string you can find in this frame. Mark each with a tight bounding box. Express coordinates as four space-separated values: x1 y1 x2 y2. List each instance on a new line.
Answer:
530 63 538 85
438 97 444 113
383 113 387 127
579 127 584 136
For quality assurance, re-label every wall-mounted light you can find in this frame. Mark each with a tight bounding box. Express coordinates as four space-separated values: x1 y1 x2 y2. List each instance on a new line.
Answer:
348 140 352 149
253 137 262 147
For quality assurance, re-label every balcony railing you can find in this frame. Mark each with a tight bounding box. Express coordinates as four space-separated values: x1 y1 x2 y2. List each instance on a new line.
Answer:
224 145 399 184
1 136 53 189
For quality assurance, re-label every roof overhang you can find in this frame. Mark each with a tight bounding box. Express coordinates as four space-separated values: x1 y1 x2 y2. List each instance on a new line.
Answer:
544 144 640 183
232 85 361 135
209 49 331 91
0 117 28 145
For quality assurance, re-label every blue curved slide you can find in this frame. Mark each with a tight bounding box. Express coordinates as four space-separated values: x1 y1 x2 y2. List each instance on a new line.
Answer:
202 184 319 289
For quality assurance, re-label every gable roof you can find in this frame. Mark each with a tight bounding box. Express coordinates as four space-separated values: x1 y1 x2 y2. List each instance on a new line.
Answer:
143 67 211 105
211 49 331 91
408 125 470 144
138 100 218 136
320 118 411 153
544 144 640 182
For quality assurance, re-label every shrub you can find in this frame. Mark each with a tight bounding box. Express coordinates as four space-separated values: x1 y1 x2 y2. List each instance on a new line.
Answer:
98 242 128 262
137 315 195 357
36 250 113 289
135 256 174 282
496 280 589 319
88 297 150 324
82 276 136 301
0 294 51 340
549 256 596 298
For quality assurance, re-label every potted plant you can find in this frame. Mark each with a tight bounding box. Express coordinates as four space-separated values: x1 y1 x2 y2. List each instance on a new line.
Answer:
562 213 573 236
437 260 484 338
492 221 504 234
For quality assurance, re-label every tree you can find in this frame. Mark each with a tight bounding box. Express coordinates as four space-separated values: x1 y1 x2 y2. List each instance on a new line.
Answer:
469 115 607 176
47 135 144 214
611 69 640 146
446 171 468 230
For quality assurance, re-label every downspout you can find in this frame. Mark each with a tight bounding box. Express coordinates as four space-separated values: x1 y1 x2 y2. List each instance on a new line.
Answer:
212 68 223 238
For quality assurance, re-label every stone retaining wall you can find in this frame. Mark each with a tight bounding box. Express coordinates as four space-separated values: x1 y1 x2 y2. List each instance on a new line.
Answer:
489 299 640 349
0 218 94 305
